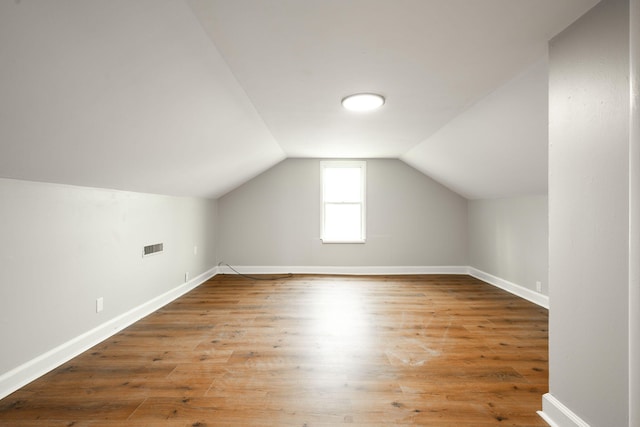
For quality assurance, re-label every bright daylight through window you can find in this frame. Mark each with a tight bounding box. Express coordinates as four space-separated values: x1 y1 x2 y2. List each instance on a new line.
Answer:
320 161 366 243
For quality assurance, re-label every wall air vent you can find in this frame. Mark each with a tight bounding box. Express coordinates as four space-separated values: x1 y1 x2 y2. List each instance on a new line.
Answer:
143 243 164 257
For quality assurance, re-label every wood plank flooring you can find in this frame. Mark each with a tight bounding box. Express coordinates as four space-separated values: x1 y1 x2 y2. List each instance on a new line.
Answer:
0 274 549 426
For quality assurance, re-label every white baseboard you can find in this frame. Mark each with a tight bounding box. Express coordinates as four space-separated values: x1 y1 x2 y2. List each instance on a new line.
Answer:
217 265 549 308
0 266 219 400
538 393 591 427
216 264 468 275
467 267 549 309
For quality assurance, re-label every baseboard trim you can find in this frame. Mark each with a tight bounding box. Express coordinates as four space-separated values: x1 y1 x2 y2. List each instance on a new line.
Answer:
467 267 549 309
216 265 469 275
538 393 591 427
218 265 550 308
0 266 219 400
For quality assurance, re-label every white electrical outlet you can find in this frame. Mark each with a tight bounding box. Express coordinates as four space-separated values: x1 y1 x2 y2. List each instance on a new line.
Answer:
185 272 189 283
536 281 542 293
96 297 104 313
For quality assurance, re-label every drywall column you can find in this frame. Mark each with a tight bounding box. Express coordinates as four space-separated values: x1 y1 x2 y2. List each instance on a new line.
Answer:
630 0 640 425
547 0 630 426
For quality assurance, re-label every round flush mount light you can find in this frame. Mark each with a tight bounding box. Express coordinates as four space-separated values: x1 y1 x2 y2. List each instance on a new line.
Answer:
341 93 385 112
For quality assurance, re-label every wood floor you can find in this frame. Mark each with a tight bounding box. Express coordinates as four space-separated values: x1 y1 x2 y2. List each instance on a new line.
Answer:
0 274 549 426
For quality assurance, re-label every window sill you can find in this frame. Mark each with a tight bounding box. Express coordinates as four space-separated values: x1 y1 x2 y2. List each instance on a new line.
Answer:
320 239 366 244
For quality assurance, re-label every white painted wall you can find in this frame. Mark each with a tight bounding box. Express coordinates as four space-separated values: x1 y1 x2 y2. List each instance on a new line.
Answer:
630 1 640 424
468 196 548 295
217 159 467 268
0 178 217 378
547 0 630 425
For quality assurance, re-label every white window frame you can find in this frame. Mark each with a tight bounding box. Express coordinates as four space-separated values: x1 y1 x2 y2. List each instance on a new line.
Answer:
320 160 366 244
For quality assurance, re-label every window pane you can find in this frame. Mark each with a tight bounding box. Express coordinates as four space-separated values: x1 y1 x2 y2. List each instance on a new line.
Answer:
324 203 362 241
323 167 361 202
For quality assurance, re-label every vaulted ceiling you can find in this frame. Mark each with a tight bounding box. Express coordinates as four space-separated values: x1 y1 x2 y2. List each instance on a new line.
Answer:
0 0 599 199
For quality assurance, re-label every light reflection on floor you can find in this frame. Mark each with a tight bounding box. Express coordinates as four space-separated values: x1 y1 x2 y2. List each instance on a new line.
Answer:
309 283 372 367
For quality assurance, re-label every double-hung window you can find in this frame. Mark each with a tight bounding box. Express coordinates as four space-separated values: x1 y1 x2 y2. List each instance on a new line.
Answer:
320 161 366 243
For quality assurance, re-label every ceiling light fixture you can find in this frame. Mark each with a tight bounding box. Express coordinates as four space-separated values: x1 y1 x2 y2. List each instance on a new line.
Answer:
341 93 385 112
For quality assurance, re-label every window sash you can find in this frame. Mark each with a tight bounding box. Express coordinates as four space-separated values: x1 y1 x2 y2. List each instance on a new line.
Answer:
322 167 362 203
320 161 366 243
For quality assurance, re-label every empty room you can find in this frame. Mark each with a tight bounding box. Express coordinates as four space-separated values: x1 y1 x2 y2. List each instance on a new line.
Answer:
0 1 638 426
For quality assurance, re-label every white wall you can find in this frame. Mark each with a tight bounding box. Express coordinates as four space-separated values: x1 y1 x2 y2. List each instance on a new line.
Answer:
630 1 640 424
468 196 548 294
547 0 630 425
217 159 467 268
0 178 217 389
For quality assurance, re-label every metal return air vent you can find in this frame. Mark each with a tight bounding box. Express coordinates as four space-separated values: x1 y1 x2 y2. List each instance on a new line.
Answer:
143 243 163 257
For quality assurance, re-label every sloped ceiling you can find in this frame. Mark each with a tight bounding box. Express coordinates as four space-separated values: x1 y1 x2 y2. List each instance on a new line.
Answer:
0 0 285 198
402 59 549 199
0 0 599 199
